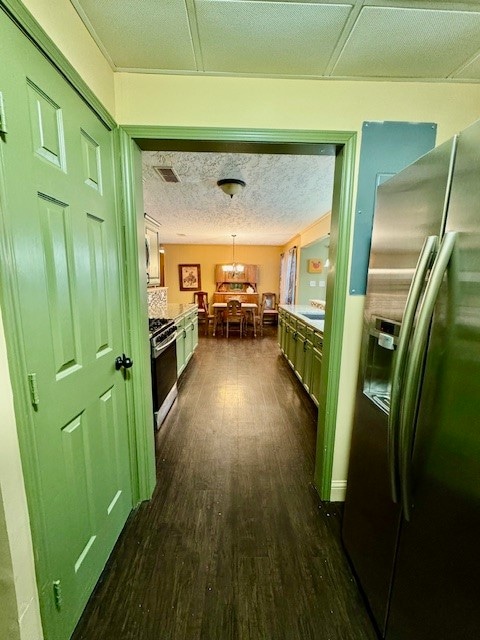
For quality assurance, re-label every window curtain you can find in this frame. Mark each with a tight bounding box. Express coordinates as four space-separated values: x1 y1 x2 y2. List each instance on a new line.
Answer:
280 246 297 305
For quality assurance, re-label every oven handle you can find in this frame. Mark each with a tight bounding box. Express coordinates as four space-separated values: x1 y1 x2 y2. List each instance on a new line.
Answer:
152 331 177 358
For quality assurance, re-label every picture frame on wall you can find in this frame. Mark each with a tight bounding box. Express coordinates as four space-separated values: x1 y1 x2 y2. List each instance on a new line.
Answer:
307 258 323 274
178 264 201 291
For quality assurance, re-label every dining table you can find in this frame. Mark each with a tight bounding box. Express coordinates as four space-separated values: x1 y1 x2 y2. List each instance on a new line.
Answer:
212 302 259 337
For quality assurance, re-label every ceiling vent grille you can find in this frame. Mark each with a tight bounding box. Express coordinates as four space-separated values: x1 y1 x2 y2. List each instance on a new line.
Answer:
153 166 180 183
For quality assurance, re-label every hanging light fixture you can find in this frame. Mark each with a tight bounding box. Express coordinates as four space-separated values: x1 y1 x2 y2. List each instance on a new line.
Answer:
217 178 246 198
222 234 245 273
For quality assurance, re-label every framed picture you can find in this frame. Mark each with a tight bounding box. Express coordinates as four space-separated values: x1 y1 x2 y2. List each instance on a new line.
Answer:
178 264 201 291
307 258 323 274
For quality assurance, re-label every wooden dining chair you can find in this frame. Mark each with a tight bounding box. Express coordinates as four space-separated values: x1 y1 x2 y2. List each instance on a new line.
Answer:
225 299 245 338
193 291 214 336
260 292 279 327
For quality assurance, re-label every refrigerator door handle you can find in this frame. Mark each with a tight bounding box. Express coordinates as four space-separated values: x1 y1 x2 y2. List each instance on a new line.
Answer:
399 231 457 521
388 234 438 503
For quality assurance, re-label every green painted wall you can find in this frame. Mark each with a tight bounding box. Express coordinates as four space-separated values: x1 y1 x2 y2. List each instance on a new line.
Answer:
297 238 330 305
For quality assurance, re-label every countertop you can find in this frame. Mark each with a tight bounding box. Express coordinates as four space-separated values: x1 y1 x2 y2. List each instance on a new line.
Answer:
149 303 197 321
168 303 197 320
279 304 325 333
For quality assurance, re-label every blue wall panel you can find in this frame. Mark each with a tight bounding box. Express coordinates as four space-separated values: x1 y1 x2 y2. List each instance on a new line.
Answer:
349 121 437 295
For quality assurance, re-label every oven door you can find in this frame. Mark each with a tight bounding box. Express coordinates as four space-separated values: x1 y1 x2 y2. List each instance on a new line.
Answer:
151 332 178 428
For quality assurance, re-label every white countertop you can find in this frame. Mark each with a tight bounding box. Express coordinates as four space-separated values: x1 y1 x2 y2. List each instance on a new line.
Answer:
279 304 325 333
149 303 197 321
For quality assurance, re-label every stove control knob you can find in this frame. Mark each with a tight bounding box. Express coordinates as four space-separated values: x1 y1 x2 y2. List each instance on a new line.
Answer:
115 353 134 370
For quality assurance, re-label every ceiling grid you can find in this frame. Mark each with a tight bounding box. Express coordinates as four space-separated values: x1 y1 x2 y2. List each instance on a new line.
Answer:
71 0 480 81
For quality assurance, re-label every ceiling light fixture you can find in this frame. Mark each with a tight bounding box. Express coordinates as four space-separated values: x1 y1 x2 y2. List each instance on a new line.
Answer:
217 178 246 198
222 234 244 274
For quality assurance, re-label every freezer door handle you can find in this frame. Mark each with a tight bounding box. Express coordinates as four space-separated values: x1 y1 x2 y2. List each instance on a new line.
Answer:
388 234 438 503
399 231 457 521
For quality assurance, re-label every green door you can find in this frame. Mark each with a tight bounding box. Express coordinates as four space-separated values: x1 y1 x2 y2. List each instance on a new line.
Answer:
0 11 132 640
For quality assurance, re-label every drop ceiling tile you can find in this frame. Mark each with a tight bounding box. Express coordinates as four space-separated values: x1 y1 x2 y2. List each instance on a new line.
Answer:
455 53 480 80
333 6 480 79
195 0 353 76
72 0 197 70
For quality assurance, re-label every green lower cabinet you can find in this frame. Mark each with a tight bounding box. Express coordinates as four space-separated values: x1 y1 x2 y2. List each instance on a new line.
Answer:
303 337 314 393
192 314 199 351
280 309 323 406
310 347 323 406
176 309 198 377
285 319 296 366
311 331 324 405
294 322 307 380
176 317 186 377
278 312 286 351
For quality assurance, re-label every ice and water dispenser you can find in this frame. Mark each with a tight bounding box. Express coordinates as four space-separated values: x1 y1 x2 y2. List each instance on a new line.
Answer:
363 316 401 414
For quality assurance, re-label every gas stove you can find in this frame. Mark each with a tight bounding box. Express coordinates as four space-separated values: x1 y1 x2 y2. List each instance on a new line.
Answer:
149 317 178 429
149 317 177 350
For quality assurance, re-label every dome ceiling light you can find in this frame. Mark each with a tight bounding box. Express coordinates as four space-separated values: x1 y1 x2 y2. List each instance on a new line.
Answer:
217 178 246 198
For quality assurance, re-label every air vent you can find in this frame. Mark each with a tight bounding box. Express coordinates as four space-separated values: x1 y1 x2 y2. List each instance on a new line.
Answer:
153 166 180 183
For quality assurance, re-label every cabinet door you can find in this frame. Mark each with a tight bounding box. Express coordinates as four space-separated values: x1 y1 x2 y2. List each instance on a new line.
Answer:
192 313 199 351
215 264 225 282
311 347 323 406
294 322 307 380
278 313 285 350
303 338 314 392
245 264 258 284
184 316 194 363
176 318 186 376
285 318 296 366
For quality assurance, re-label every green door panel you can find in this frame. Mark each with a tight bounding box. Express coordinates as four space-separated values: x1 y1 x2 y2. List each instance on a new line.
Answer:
0 10 132 640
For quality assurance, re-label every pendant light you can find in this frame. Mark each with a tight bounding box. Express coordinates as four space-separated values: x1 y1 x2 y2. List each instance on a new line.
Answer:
222 234 244 273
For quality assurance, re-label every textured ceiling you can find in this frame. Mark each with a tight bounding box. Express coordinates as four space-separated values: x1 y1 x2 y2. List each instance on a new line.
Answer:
71 0 480 81
142 151 335 245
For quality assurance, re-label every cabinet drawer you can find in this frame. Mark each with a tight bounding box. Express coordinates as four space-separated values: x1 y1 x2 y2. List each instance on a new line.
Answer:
296 320 307 338
313 332 323 351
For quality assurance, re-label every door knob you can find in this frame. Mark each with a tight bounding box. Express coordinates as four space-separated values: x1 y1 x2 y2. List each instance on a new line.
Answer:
115 353 133 370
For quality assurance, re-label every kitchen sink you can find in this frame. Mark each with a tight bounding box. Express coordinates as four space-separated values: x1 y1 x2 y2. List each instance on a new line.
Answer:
300 312 325 320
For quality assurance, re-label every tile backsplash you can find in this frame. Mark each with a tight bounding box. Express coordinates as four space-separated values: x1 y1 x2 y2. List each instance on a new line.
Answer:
148 287 168 317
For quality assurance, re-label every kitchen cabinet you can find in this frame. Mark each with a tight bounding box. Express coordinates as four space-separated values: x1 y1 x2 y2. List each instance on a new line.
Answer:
294 320 307 381
285 315 296 367
212 292 259 304
278 310 286 352
310 333 323 406
215 263 258 284
303 331 314 394
174 306 198 377
278 306 324 407
213 263 259 304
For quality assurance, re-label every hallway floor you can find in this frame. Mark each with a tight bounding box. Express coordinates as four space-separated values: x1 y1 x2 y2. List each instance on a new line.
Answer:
72 328 376 640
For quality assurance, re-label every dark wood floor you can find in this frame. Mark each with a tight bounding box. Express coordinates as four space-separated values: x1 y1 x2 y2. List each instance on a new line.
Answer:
72 328 376 640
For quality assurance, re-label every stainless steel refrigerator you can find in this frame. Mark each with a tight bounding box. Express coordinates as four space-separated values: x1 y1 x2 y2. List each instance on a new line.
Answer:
342 119 480 639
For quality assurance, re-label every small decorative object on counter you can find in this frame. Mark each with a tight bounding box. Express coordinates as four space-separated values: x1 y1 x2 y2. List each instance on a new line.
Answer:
309 299 326 309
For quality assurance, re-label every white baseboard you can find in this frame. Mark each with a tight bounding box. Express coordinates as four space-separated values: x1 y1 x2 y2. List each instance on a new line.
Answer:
330 480 347 502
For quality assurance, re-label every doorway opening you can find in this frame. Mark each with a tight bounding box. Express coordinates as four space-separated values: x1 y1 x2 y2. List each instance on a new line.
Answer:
120 126 356 501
